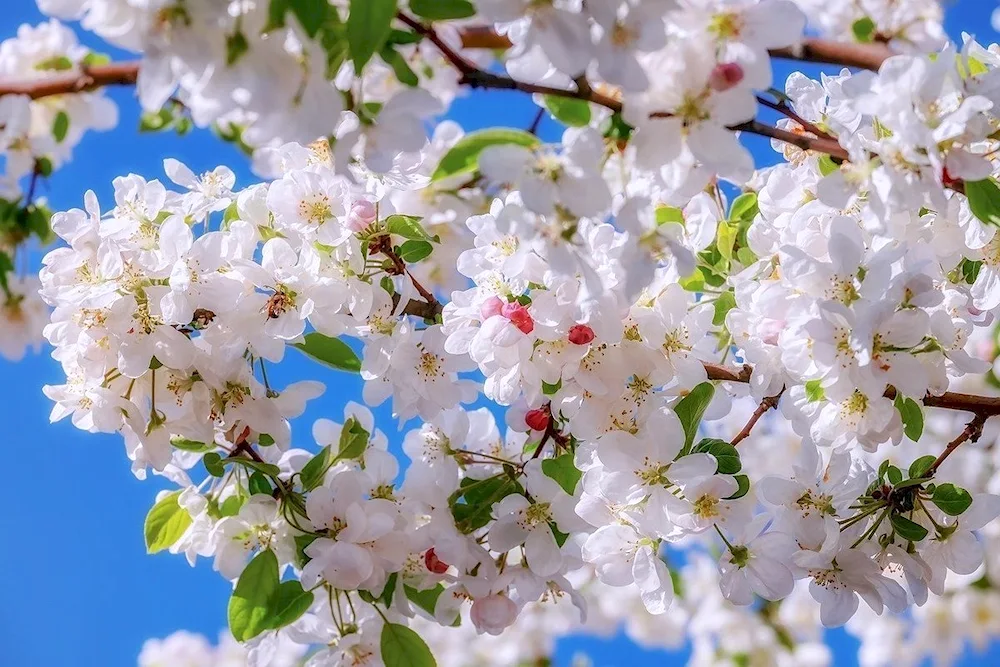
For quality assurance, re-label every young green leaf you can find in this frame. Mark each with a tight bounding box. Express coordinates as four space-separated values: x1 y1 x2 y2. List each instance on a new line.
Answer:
347 0 398 74
931 483 973 516
852 17 876 42
409 0 476 20
300 416 370 490
170 436 214 453
728 192 758 222
675 382 715 455
725 474 751 500
431 128 540 182
228 550 280 641
542 96 592 127
52 111 70 143
387 215 438 242
694 438 742 475
397 240 434 263
405 584 446 617
542 453 583 495
908 455 937 481
380 45 419 86
890 513 928 542
267 580 314 630
293 332 362 372
381 622 436 667
893 394 924 441
288 0 328 37
144 491 193 554
965 177 1000 227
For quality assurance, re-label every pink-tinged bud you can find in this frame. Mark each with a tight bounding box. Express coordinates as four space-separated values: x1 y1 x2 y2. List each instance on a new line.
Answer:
709 62 745 91
347 200 377 232
424 548 449 574
524 408 550 432
470 593 518 636
480 296 504 321
501 302 534 334
568 324 595 345
942 166 961 188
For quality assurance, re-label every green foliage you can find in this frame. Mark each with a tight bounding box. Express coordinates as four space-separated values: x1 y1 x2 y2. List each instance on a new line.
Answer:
431 128 540 181
965 178 1000 226
890 513 928 542
300 416 370 490
542 453 583 495
542 96 592 127
931 483 973 516
347 0 398 74
52 111 70 143
893 394 924 442
851 17 876 42
144 491 193 554
381 623 437 667
228 550 313 641
675 382 715 456
408 0 476 20
387 214 439 242
293 332 362 372
694 438 742 475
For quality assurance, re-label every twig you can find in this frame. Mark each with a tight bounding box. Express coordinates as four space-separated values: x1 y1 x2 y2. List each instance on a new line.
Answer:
927 415 988 476
0 61 140 99
755 96 835 141
730 390 784 447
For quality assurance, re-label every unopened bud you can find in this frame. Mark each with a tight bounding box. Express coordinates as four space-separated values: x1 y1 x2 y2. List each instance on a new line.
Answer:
568 324 595 345
347 200 377 232
480 296 504 321
709 62 744 91
424 548 449 574
525 408 550 432
501 302 534 334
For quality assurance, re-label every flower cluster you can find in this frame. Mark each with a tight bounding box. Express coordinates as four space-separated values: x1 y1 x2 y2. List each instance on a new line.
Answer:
13 0 1000 666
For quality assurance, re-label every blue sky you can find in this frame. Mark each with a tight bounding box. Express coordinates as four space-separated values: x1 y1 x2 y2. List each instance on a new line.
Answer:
1 1 999 666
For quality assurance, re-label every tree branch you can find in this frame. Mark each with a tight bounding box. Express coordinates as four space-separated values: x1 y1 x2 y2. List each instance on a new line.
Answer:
0 61 140 99
926 414 987 476
730 390 784 447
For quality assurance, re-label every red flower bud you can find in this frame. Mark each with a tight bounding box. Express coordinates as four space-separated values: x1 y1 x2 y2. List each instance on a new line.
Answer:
524 408 550 432
424 548 449 574
709 62 745 91
501 302 534 334
568 324 595 345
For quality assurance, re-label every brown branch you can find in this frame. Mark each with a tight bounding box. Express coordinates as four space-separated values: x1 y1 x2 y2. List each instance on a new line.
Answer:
769 40 892 73
926 415 987 476
730 390 784 447
756 95 835 141
0 61 140 99
730 120 850 161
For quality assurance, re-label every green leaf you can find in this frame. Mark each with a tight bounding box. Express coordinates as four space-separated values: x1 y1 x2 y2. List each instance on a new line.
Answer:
35 157 53 177
347 0 398 74
431 128 540 182
451 475 520 532
716 220 737 261
887 465 903 486
542 379 562 396
300 416 370 490
818 154 839 176
224 457 282 478
890 513 928 542
289 0 328 37
894 394 924 441
387 214 438 242
851 17 876 42
139 108 174 133
908 455 937 481
965 178 1000 227
229 550 280 642
170 436 214 453
204 451 225 477
805 379 825 403
931 483 973 516
409 0 476 20
81 52 111 67
380 45 419 86
144 491 193 554
405 584 445 617
52 111 70 143
694 438 742 475
542 453 583 495
293 332 362 372
655 205 684 226
0 251 13 294
725 474 751 500
219 495 245 517
35 55 73 71
226 30 250 65
542 95 592 127
268 580 314 629
397 240 434 263
675 382 715 456
728 192 758 222
249 471 273 495
381 623 436 667
713 290 736 327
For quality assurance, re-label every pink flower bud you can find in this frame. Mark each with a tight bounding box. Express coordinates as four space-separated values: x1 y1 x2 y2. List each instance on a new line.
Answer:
524 408 550 432
347 200 377 232
568 324 595 345
709 62 745 91
424 548 449 574
501 302 534 334
480 296 504 321
470 593 518 636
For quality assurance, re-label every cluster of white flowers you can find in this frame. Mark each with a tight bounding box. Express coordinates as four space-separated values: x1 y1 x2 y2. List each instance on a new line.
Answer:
0 18 117 360
9 0 1000 665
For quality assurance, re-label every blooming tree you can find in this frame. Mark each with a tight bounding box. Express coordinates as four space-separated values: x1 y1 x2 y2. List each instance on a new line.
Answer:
8 0 1000 665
